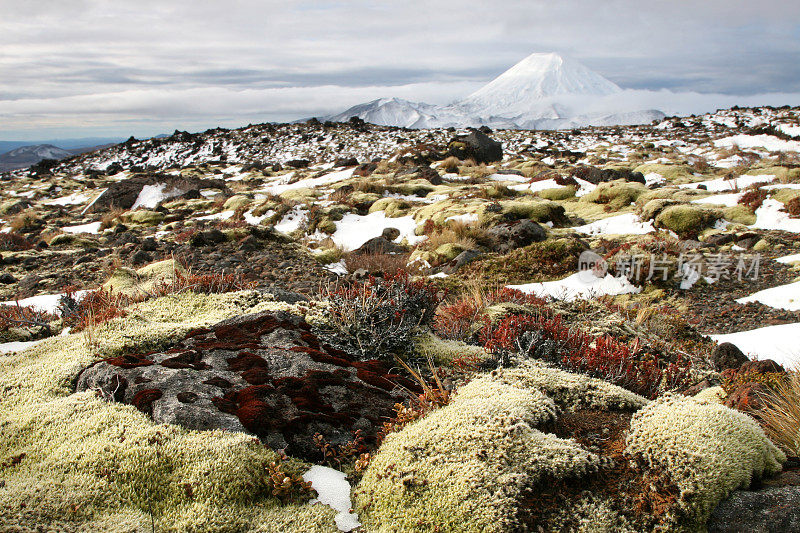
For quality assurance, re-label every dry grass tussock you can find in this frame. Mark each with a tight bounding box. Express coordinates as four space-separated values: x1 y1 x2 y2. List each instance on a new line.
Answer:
758 369 800 457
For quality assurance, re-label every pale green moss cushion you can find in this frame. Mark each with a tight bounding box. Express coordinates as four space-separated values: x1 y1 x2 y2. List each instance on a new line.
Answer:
0 291 335 532
353 364 622 533
625 394 785 524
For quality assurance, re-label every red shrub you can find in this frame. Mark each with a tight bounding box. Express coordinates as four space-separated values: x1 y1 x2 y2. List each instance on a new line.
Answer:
0 231 33 251
0 303 56 332
738 189 769 211
479 314 692 399
786 197 800 217
433 287 547 341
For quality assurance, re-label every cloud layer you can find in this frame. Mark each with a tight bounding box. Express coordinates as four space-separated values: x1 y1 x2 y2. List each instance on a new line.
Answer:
2 1 799 139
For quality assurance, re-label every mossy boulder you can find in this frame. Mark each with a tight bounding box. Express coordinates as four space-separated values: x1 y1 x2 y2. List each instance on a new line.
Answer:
482 200 568 227
655 205 719 236
124 209 165 226
435 242 466 262
102 259 186 297
581 180 646 210
354 362 644 532
369 198 411 218
222 195 252 211
538 186 576 201
0 291 340 532
723 205 757 225
625 394 785 525
639 198 681 221
633 163 696 184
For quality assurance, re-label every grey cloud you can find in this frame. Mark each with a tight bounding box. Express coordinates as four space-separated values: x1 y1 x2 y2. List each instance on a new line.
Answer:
1 0 798 138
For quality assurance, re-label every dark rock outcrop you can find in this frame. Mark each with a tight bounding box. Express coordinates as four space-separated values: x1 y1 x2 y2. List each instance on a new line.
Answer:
88 173 230 213
76 311 415 460
711 342 749 371
573 166 646 185
485 219 547 253
448 129 503 164
708 487 800 533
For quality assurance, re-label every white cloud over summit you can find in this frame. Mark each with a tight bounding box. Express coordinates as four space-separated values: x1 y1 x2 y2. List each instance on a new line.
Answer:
1 0 799 138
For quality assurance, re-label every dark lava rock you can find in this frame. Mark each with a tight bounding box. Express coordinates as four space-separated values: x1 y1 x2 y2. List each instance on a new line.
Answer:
88 173 230 213
381 227 401 241
442 249 484 274
352 236 406 255
448 129 503 164
708 487 800 533
334 157 359 167
705 233 736 247
573 166 646 185
191 228 227 246
485 220 547 254
75 311 416 460
0 273 17 284
711 342 749 371
285 159 310 169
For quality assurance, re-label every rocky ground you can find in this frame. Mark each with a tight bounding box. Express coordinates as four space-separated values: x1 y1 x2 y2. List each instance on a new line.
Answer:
2 107 800 532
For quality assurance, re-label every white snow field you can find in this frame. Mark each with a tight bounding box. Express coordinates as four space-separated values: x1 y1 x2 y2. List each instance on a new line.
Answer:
736 280 800 311
711 323 800 369
131 183 184 209
62 221 102 234
327 211 424 251
507 272 640 301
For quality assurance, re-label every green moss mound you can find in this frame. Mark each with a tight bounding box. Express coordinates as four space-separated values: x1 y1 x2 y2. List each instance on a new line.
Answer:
102 259 186 297
633 164 696 184
354 362 645 532
581 180 646 211
654 205 719 236
0 291 336 532
625 394 785 526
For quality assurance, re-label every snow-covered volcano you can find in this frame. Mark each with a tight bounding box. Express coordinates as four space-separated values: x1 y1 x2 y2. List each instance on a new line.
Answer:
321 52 664 130
457 52 622 116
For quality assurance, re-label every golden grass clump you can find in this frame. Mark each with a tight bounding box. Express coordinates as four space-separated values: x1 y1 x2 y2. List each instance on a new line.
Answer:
758 370 800 457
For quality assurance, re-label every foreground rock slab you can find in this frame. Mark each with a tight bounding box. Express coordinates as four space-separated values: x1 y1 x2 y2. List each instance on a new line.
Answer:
76 311 414 460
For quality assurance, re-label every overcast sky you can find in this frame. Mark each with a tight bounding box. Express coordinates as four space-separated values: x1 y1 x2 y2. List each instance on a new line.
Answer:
2 0 799 140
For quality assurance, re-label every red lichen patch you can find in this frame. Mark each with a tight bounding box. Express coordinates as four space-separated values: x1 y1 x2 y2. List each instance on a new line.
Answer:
105 354 154 369
226 352 268 372
291 345 352 367
161 350 212 370
203 376 233 388
131 389 163 415
241 367 271 385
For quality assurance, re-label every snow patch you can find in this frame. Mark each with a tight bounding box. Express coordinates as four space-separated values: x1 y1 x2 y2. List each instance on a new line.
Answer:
62 221 102 234
711 323 800 369
131 183 183 209
573 213 654 235
302 466 360 532
507 272 640 301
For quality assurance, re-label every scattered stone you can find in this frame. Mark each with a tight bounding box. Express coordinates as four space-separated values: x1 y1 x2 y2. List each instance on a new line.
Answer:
485 219 547 253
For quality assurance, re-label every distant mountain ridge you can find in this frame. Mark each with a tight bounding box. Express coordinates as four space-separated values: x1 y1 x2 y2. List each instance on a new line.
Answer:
321 52 665 129
0 142 119 173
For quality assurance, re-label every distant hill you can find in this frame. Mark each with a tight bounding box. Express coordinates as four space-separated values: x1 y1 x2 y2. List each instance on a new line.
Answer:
0 142 119 173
